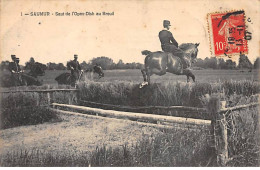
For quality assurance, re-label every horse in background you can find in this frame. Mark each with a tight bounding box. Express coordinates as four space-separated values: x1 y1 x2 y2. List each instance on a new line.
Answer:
140 43 199 88
0 61 45 87
55 65 104 86
85 64 105 80
0 71 42 87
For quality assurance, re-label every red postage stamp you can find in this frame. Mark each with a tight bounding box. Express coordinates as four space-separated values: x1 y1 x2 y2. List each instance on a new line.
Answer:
208 10 248 57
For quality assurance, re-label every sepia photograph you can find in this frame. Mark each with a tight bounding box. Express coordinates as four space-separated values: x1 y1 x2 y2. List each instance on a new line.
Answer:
0 0 259 167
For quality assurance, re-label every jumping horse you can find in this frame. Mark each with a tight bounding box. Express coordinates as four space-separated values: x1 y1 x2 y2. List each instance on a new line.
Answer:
55 65 104 86
140 43 199 88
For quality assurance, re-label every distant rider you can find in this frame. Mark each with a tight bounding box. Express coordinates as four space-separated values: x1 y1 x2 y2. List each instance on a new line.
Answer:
8 55 23 85
159 20 186 71
67 54 83 86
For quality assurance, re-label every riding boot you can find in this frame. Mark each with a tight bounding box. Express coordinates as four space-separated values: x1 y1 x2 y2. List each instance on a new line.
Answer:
180 67 183 74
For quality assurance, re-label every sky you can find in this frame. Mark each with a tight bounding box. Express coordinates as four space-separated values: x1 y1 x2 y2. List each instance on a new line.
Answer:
0 0 259 65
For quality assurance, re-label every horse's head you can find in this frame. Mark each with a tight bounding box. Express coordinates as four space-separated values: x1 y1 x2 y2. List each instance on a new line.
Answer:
179 43 200 63
93 65 104 78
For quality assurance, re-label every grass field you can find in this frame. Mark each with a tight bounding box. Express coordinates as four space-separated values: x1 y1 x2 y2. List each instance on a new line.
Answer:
0 69 259 167
35 69 259 85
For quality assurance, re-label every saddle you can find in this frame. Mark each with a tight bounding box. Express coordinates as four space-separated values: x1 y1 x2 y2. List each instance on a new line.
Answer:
166 52 189 70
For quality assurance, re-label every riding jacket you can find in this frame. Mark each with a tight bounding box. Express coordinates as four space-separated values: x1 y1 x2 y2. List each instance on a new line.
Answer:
8 61 21 73
159 30 178 48
67 60 81 71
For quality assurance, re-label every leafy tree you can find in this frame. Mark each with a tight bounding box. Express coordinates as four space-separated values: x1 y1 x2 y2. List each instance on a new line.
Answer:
237 53 252 69
57 63 66 70
47 62 57 70
79 61 90 70
226 59 236 69
46 62 66 70
0 61 10 71
218 58 226 69
90 57 114 70
25 57 36 70
193 58 204 68
204 57 218 69
116 59 125 69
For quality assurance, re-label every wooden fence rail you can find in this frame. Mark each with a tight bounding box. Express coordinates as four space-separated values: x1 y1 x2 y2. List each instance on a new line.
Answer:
49 108 205 131
219 102 259 113
52 103 212 127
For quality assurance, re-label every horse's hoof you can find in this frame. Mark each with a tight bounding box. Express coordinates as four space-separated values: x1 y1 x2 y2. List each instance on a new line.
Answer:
139 82 148 88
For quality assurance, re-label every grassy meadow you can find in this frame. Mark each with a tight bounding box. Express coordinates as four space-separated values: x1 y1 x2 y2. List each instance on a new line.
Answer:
33 69 259 85
0 69 259 167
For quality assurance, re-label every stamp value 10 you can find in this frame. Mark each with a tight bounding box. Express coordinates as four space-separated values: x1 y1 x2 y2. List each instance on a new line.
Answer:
208 10 249 57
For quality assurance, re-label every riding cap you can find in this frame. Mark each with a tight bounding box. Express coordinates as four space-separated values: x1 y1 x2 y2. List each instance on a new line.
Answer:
74 54 78 58
163 20 171 27
11 55 16 60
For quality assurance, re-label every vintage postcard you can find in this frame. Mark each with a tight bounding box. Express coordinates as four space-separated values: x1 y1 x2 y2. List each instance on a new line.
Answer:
0 0 259 167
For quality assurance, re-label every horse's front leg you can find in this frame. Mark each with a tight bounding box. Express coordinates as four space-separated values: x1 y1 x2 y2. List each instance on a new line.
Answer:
183 69 195 82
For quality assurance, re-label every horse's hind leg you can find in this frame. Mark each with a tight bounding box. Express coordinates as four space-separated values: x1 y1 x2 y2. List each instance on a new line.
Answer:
189 71 195 82
141 68 147 82
140 68 150 88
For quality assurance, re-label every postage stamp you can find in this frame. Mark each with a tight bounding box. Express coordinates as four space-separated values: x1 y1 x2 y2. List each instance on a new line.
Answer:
207 10 248 57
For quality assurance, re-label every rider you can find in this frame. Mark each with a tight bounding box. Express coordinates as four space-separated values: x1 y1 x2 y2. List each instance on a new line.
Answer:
159 20 186 72
67 54 83 86
8 55 22 85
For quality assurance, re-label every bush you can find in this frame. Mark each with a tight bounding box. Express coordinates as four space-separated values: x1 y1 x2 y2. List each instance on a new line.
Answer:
78 80 260 107
0 90 63 129
0 107 60 129
226 105 259 166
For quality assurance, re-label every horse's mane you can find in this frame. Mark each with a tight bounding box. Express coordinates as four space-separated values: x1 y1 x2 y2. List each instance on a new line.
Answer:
179 43 195 51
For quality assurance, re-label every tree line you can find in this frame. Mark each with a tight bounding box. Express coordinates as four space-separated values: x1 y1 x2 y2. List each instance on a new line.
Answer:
0 56 143 71
1 55 260 71
193 54 259 70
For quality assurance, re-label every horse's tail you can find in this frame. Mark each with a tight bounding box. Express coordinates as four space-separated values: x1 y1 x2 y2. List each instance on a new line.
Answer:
141 50 152 56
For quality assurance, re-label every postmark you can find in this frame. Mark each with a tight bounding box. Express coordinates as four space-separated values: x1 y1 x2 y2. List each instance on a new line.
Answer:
207 10 248 57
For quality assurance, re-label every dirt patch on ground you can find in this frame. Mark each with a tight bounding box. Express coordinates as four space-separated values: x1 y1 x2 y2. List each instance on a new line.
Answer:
0 114 163 157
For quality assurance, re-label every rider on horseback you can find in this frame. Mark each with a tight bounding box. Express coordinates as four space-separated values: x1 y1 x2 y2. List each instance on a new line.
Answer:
159 20 186 72
8 55 23 85
67 54 83 86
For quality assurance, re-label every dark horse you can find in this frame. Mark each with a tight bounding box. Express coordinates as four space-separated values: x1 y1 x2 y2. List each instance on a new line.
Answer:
0 61 45 87
0 72 42 87
85 64 105 79
140 43 199 88
55 65 104 85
